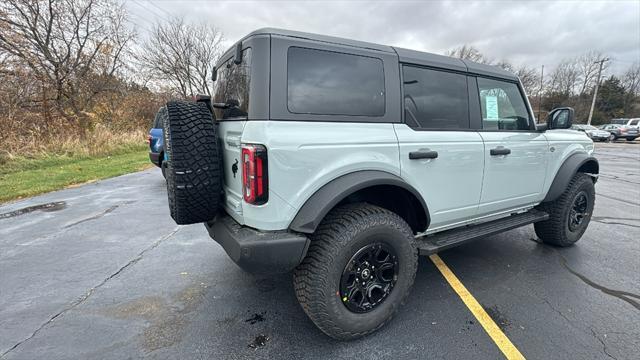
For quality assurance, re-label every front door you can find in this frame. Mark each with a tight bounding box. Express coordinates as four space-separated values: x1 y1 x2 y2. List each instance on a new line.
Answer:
474 77 548 215
395 65 485 231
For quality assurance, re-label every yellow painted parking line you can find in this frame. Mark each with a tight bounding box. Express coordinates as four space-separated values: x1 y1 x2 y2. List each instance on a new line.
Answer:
429 254 526 360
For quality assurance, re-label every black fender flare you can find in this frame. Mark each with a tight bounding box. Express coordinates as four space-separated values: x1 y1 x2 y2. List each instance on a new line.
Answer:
543 153 599 202
289 170 430 234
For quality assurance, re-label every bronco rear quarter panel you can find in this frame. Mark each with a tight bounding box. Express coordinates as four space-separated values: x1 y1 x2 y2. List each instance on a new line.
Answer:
239 121 401 230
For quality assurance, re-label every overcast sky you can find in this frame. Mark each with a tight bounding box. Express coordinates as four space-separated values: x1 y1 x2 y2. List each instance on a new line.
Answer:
125 0 640 75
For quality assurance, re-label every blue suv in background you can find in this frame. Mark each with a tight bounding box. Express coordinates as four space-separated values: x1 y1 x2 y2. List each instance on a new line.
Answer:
148 107 167 177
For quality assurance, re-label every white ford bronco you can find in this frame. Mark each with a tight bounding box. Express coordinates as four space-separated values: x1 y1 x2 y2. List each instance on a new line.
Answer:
159 29 598 340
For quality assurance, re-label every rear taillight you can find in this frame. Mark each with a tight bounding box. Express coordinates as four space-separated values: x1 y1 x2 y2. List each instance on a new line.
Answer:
147 135 152 144
241 144 268 205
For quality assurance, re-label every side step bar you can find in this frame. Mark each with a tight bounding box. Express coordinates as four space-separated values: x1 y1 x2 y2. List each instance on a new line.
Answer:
417 209 549 255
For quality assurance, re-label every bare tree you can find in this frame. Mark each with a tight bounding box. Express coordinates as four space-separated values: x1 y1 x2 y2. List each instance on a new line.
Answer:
0 0 133 124
576 51 609 95
515 65 540 96
622 61 640 96
547 59 580 96
446 44 491 64
139 17 224 98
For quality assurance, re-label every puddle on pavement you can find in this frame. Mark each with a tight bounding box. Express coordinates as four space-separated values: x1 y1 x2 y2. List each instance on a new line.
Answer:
0 201 67 219
248 334 270 349
100 282 210 352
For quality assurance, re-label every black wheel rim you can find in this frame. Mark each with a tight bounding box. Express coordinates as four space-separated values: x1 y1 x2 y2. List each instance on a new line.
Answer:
340 243 398 313
569 191 589 232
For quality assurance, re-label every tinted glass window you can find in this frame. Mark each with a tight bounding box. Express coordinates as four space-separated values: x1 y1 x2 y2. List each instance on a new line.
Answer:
402 66 469 129
287 47 385 116
477 77 531 130
213 48 252 120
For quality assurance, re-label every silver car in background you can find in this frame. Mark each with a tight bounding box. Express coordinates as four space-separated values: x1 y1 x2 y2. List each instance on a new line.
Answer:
611 118 640 128
598 124 640 141
571 124 611 142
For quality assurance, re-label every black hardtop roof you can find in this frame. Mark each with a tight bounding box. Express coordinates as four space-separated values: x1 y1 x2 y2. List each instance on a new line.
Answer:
233 28 518 81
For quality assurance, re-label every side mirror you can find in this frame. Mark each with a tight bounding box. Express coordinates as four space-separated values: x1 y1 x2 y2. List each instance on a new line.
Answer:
545 107 574 130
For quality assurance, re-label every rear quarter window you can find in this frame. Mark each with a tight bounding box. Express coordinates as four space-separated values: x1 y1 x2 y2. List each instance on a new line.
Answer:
213 48 252 120
287 47 385 116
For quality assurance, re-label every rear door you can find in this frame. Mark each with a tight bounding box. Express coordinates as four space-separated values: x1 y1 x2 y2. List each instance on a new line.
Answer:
474 77 548 215
395 65 485 231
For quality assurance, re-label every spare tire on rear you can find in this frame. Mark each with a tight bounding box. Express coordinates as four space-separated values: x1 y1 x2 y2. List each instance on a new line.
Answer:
162 100 222 224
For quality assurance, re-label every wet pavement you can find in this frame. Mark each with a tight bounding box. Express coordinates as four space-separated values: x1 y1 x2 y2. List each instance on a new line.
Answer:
1 142 638 359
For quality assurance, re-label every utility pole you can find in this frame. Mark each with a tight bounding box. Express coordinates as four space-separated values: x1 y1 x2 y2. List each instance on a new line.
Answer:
537 64 544 122
587 58 609 125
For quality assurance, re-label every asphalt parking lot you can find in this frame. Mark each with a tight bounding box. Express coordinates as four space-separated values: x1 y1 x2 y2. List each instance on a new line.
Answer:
1 142 638 360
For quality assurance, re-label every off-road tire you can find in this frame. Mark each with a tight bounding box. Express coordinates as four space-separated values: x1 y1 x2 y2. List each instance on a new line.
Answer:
535 173 595 247
293 203 418 340
162 101 221 224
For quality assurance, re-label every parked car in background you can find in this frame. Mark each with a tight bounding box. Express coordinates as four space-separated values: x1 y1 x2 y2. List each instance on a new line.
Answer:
571 124 610 142
610 118 640 128
598 124 639 141
148 107 167 177
626 118 640 129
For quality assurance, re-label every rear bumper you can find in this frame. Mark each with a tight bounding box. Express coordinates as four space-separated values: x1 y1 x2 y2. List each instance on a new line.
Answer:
148 152 161 167
205 215 309 274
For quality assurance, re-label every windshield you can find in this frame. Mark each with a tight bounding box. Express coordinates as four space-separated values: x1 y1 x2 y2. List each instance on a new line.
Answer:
213 48 252 120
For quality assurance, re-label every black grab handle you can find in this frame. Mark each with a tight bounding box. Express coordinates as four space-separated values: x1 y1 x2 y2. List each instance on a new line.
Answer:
409 150 439 160
490 147 511 156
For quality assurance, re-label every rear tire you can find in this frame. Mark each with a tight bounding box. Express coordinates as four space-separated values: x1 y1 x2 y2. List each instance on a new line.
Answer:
293 203 418 340
162 101 222 224
535 173 595 247
609 134 616 142
627 138 635 141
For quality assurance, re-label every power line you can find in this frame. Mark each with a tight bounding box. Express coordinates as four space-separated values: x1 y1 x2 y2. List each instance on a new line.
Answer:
143 0 173 19
132 0 171 23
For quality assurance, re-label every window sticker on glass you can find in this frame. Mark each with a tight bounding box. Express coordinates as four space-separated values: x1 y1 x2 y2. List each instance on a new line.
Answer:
485 96 499 120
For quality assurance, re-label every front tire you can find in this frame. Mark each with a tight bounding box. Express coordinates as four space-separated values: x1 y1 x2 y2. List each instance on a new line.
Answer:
293 203 418 340
535 173 595 247
609 133 616 142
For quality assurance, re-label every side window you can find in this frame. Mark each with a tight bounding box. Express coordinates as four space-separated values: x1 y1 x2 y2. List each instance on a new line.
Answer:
402 65 469 129
287 47 385 116
477 77 531 130
630 119 639 126
213 48 252 120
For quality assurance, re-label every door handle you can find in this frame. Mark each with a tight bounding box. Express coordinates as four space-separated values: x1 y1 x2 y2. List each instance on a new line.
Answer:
409 150 438 160
490 147 511 156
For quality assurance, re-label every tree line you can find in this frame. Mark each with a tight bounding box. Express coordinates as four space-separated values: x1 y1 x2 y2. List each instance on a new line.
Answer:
1 0 638 157
447 45 640 124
